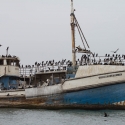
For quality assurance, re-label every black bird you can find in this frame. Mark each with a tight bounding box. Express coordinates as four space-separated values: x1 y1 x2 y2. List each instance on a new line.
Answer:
8 54 11 57
22 65 23 68
105 54 107 57
104 112 108 117
35 62 37 65
93 53 95 57
96 53 98 57
111 48 119 53
0 44 2 47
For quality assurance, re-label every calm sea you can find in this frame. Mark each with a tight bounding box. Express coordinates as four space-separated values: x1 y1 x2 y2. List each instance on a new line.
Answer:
0 109 125 125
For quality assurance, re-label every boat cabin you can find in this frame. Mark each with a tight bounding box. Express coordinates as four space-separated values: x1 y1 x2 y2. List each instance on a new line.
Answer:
0 56 20 90
34 70 67 87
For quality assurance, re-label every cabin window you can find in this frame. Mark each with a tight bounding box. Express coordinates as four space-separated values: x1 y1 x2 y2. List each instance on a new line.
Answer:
0 60 3 65
9 60 19 66
11 61 13 66
7 60 11 65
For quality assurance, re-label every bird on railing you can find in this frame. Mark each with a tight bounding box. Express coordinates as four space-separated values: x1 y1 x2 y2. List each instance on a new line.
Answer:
55 62 58 66
110 58 113 61
108 54 110 57
37 63 40 66
35 62 37 65
93 53 95 57
58 61 60 64
96 53 98 57
105 54 107 57
22 65 23 68
99 59 101 63
27 65 31 68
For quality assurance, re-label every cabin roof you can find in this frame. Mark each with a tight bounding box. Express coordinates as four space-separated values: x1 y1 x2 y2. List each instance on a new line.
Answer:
0 56 20 61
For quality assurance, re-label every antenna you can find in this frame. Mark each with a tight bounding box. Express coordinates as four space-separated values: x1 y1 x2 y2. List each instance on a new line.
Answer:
6 47 9 57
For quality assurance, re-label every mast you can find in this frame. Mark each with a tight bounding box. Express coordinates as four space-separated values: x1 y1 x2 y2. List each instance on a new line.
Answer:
70 0 76 67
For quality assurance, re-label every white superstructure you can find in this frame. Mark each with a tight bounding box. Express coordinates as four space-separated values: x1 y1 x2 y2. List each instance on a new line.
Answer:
0 56 20 77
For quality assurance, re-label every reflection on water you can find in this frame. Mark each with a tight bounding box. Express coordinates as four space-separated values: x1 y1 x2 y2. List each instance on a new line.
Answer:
0 109 125 125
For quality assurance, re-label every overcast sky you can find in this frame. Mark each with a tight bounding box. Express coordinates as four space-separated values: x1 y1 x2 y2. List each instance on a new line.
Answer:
0 0 125 65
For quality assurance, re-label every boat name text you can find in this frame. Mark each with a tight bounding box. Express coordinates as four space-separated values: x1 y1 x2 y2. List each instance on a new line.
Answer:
99 73 122 79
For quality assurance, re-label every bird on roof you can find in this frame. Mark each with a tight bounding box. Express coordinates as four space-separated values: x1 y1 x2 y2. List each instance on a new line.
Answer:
8 54 11 57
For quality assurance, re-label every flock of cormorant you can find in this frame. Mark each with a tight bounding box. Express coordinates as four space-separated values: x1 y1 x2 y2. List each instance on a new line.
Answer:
19 53 125 77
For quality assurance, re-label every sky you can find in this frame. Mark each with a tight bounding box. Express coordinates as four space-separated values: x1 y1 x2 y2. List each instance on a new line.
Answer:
0 0 125 65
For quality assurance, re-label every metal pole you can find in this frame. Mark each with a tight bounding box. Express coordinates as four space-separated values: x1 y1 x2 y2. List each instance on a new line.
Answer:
71 0 76 67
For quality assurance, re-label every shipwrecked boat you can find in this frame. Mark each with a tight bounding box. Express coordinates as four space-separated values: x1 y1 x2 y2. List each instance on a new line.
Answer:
0 0 125 109
24 0 125 109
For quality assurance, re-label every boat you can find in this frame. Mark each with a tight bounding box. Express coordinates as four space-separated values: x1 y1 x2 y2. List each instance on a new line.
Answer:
0 0 125 109
24 0 125 109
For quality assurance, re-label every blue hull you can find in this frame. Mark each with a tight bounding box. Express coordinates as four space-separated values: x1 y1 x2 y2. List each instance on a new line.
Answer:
46 82 125 106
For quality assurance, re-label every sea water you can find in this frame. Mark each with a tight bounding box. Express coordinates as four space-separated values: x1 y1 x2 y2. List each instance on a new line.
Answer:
0 109 125 125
